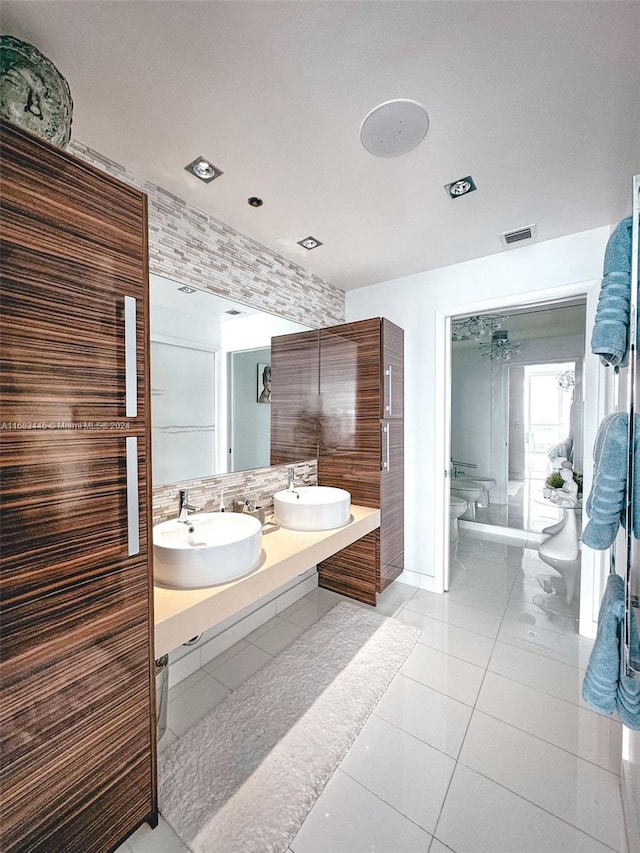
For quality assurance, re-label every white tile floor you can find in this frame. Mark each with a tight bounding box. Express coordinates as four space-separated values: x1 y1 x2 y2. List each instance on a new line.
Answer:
118 530 626 853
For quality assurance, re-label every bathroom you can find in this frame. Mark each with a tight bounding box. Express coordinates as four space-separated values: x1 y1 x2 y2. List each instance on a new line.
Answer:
1 2 639 852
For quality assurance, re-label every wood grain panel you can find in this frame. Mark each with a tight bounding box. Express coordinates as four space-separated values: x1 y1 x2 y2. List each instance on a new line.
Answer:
1 122 147 424
317 416 381 507
318 530 378 605
380 419 404 590
270 330 319 465
320 319 381 420
0 615 152 853
0 120 156 853
381 319 404 419
1 432 148 602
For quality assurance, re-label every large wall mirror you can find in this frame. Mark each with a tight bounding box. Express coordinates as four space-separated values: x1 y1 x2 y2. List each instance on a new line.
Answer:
150 274 313 485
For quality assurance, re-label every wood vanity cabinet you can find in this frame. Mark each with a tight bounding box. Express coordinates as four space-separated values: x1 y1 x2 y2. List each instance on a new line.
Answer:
317 318 404 603
271 317 404 604
270 329 320 465
0 121 157 852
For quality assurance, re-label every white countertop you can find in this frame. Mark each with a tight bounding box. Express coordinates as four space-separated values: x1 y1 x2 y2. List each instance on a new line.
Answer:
154 504 381 656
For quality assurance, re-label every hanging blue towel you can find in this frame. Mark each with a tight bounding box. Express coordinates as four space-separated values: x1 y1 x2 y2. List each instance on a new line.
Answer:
583 412 629 550
616 599 640 730
582 573 624 714
582 573 640 729
591 216 636 368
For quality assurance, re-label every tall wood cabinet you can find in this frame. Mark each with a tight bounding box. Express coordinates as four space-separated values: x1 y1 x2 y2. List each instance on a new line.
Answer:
0 122 157 852
271 330 320 465
271 317 404 605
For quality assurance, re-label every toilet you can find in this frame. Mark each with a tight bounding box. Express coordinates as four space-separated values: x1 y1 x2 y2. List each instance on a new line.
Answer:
450 482 484 520
449 495 468 541
454 475 497 509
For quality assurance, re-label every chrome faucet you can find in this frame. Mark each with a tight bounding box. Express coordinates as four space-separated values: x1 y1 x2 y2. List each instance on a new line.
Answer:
177 489 199 523
287 467 298 493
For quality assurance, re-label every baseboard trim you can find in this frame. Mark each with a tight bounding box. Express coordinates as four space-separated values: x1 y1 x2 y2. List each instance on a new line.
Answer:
398 570 436 592
459 519 542 547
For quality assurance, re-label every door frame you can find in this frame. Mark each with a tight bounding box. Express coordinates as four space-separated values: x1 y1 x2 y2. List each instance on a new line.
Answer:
434 278 614 639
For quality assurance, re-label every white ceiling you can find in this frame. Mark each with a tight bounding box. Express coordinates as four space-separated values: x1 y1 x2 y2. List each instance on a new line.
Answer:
2 1 639 291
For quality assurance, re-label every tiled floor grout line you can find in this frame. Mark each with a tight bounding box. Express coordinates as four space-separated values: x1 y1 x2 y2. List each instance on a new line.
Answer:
430 538 605 850
429 585 506 847
337 765 437 842
158 543 619 853
448 761 622 853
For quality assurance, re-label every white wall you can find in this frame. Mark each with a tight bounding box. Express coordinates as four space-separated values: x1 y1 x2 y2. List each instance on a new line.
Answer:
451 346 493 477
346 225 611 583
150 303 221 348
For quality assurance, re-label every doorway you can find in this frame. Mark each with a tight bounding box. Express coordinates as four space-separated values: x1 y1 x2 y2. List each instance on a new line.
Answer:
434 280 613 640
450 302 586 534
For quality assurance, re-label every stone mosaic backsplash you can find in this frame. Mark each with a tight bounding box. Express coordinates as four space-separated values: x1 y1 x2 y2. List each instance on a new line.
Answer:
69 140 345 329
153 460 317 525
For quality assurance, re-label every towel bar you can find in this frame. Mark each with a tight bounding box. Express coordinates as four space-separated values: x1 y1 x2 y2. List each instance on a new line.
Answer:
623 174 639 679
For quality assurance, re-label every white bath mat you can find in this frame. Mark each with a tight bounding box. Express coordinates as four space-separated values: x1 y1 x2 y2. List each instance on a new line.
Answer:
158 600 420 853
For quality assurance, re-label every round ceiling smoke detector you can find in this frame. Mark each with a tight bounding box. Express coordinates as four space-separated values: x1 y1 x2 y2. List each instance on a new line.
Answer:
360 99 429 157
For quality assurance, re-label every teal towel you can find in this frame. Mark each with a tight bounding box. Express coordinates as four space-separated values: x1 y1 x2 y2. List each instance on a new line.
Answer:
617 603 640 730
591 216 637 368
583 573 623 714
582 573 640 729
583 412 628 550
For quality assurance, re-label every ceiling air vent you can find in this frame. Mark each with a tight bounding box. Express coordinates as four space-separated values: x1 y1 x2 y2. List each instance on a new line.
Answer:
499 224 537 247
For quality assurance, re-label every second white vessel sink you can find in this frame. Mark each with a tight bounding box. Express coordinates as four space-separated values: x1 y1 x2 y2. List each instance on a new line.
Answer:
153 512 262 589
274 486 351 531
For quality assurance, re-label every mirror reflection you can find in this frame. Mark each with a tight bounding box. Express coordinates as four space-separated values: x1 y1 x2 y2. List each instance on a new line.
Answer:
449 299 587 534
150 274 312 485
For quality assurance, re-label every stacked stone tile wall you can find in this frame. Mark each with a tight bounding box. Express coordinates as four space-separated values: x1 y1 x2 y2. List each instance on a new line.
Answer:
152 460 317 525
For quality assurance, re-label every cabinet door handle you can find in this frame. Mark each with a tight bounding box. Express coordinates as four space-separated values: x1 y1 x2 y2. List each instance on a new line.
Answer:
124 295 137 418
381 423 390 471
126 436 140 556
384 366 392 415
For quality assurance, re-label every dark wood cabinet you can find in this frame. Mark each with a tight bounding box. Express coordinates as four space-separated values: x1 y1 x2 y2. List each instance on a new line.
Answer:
271 317 404 604
317 318 404 600
0 121 156 853
270 329 320 465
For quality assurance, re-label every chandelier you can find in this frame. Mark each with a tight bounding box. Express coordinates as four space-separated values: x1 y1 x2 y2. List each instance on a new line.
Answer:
451 314 507 342
556 369 575 390
479 330 523 361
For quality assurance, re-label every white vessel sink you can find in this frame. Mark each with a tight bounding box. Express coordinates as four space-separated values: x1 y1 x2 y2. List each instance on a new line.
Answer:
153 513 262 589
274 486 351 531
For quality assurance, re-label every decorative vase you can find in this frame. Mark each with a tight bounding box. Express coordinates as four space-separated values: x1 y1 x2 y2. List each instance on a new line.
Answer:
0 35 73 147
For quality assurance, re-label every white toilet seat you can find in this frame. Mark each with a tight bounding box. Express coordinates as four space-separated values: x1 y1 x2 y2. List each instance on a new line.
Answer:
451 483 483 520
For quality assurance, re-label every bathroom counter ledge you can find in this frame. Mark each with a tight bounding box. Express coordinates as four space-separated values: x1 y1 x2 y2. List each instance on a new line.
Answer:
154 504 380 656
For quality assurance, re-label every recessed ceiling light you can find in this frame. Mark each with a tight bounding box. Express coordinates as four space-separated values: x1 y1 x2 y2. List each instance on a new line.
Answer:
297 236 323 250
224 308 243 316
178 286 197 294
248 196 263 207
184 156 223 183
444 176 477 198
360 99 430 157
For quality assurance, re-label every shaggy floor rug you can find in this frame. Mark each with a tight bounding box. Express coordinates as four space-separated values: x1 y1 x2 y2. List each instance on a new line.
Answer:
158 600 420 853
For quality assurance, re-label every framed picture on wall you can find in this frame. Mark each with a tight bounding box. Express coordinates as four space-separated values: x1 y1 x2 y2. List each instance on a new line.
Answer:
257 363 271 403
